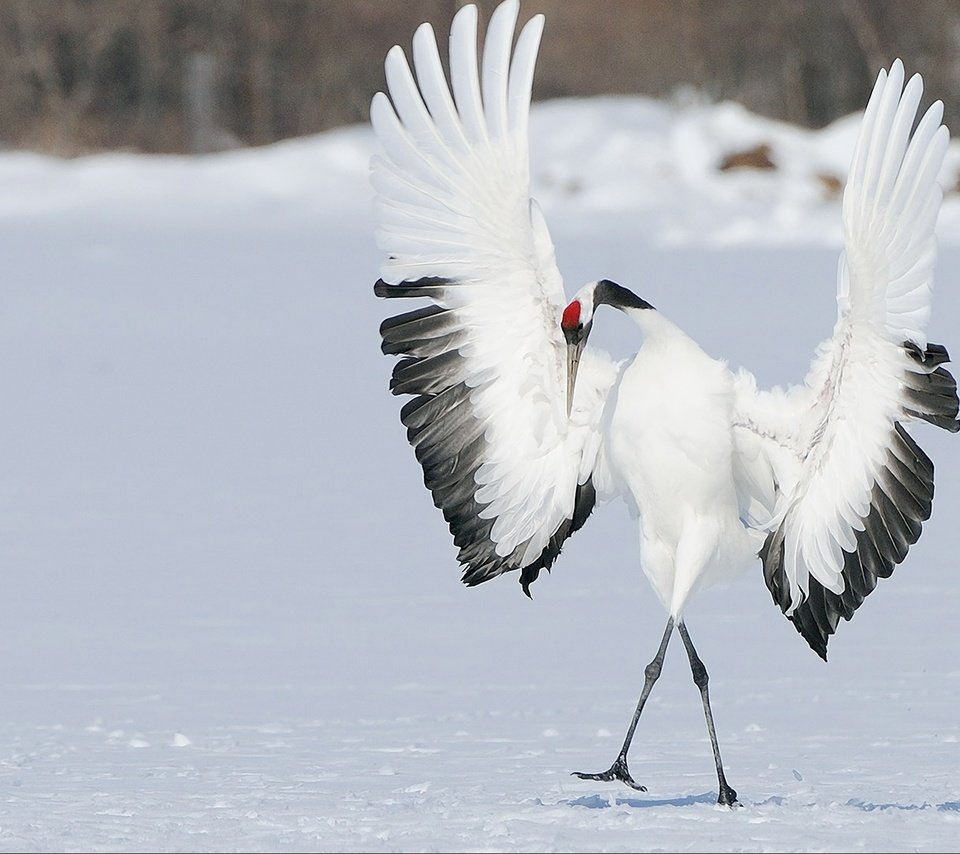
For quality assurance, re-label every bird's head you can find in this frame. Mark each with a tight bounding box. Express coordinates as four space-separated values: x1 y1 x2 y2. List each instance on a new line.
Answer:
561 285 597 418
561 279 654 417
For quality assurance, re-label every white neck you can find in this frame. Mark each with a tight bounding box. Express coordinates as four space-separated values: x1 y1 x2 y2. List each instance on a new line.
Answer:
622 306 680 341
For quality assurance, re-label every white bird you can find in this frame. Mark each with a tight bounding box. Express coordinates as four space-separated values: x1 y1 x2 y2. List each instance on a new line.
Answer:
371 0 958 806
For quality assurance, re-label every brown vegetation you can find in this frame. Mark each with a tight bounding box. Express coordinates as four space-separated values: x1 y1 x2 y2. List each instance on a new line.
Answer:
718 143 776 172
1 1 958 155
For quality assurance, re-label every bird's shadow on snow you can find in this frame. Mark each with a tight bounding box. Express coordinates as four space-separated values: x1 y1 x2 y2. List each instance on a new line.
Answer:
562 794 960 812
848 798 960 813
563 792 725 810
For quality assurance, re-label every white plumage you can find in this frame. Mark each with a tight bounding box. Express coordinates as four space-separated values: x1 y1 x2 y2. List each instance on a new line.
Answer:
372 0 958 806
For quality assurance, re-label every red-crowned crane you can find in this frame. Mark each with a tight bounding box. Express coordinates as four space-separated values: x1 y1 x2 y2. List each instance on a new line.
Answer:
371 0 959 806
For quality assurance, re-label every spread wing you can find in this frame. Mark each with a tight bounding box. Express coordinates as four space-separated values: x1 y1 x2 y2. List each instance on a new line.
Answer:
371 0 617 593
733 60 959 658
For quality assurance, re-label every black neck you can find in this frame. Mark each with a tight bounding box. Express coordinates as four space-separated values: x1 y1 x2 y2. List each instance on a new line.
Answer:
595 279 654 311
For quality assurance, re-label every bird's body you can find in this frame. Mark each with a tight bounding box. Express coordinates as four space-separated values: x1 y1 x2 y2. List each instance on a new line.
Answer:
371 0 958 805
598 310 760 614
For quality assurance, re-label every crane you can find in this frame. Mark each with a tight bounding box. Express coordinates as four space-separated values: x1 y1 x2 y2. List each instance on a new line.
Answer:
370 0 959 806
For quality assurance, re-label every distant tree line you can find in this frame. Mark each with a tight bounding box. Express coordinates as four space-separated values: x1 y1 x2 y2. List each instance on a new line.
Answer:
1 0 958 156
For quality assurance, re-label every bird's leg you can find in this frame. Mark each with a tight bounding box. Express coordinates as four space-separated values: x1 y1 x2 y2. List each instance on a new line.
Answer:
677 621 739 807
572 616 675 791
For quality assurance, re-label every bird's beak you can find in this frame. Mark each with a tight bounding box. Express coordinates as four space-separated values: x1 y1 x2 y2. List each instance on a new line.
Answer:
566 336 584 418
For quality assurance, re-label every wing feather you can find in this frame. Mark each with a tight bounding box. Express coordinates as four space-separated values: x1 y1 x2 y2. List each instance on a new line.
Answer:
412 24 470 155
384 46 458 173
480 0 517 141
855 61 903 223
449 5 488 146
507 13 542 145
372 2 613 592
736 60 958 658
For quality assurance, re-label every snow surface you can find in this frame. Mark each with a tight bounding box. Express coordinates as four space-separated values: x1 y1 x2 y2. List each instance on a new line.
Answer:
1 96 960 852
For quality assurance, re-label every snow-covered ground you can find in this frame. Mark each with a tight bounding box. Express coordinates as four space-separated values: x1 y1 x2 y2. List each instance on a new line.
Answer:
1 94 959 852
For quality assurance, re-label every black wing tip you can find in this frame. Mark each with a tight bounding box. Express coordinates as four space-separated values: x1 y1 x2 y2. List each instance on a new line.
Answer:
461 563 501 588
455 480 598 599
375 275 454 300
788 607 830 661
762 415 943 658
515 478 597 597
903 340 960 432
904 339 951 368
759 528 792 614
521 574 535 598
459 565 536 596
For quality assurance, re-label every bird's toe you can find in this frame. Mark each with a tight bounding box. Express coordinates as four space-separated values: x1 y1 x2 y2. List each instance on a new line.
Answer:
571 756 647 792
717 783 740 807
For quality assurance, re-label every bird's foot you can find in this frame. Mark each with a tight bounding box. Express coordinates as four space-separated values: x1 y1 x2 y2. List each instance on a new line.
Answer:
571 755 647 792
717 781 739 807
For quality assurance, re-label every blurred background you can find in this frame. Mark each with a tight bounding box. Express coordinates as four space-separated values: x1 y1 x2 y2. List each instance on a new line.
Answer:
2 0 960 156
